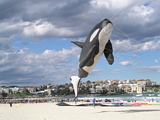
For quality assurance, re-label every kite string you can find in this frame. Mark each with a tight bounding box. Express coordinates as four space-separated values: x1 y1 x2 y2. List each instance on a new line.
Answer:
109 3 135 41
113 25 130 41
110 0 158 41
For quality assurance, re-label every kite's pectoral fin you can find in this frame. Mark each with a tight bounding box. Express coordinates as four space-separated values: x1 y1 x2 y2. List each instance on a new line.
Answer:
70 76 81 98
71 41 84 48
104 40 114 65
106 53 114 65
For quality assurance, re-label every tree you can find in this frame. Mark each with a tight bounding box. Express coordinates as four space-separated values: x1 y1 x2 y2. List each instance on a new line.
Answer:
100 89 108 95
9 89 13 94
87 80 91 84
154 88 159 93
79 85 90 94
1 92 8 98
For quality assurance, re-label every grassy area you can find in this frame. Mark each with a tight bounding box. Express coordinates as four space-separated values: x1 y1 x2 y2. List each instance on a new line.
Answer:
10 92 32 98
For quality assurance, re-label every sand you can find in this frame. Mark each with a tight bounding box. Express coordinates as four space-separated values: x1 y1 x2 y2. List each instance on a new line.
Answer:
0 103 160 120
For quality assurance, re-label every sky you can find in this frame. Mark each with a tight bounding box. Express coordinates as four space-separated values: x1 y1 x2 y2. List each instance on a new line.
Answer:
0 0 160 85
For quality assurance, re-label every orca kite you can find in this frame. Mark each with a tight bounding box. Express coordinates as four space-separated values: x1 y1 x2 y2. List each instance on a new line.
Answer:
70 18 114 98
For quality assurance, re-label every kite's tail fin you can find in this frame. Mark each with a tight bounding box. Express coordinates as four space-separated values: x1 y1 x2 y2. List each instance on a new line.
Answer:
70 76 81 98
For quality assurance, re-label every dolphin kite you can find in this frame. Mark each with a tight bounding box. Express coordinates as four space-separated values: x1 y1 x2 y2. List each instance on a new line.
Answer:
70 18 114 98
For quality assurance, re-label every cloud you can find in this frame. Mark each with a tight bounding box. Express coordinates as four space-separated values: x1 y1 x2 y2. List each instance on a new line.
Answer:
126 5 154 25
0 19 30 37
112 37 160 53
138 66 160 73
0 37 11 50
0 0 159 41
0 47 80 85
0 0 92 38
0 0 160 85
91 0 134 10
0 0 159 57
120 60 132 66
23 20 78 38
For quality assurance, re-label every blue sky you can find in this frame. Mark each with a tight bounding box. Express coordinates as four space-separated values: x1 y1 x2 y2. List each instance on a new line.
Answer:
0 0 160 85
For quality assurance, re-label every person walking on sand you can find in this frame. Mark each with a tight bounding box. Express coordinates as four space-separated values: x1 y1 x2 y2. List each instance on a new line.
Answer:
93 98 96 108
9 101 12 107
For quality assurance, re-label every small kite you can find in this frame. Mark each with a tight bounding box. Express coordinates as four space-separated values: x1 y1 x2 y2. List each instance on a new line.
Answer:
70 18 114 98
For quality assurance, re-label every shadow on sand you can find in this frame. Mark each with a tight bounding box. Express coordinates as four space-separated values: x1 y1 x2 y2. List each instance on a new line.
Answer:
56 102 160 114
98 109 160 113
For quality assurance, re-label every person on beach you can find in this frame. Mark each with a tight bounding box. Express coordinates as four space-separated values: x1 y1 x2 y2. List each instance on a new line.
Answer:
9 101 12 107
93 98 96 108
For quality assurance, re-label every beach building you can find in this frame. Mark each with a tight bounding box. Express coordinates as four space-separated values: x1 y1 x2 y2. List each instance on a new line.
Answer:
130 84 137 93
137 84 143 94
137 79 152 87
0 87 2 93
89 87 96 94
26 87 36 93
9 87 19 93
108 84 119 94
69 86 73 92
122 85 132 93
0 87 9 94
95 85 103 93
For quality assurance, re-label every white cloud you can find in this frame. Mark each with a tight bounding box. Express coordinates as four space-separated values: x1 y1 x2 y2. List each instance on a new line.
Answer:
0 37 11 49
120 60 132 66
0 0 160 85
150 66 160 73
23 20 77 38
0 19 80 40
113 38 160 53
0 47 80 85
42 47 80 60
139 66 160 73
0 0 159 44
91 0 134 10
127 5 154 24
0 20 29 35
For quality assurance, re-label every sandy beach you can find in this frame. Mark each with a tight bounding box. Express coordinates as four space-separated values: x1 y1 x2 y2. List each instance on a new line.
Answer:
0 103 160 120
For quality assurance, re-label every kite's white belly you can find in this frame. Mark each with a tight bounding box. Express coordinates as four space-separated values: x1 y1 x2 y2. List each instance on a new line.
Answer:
82 23 112 74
